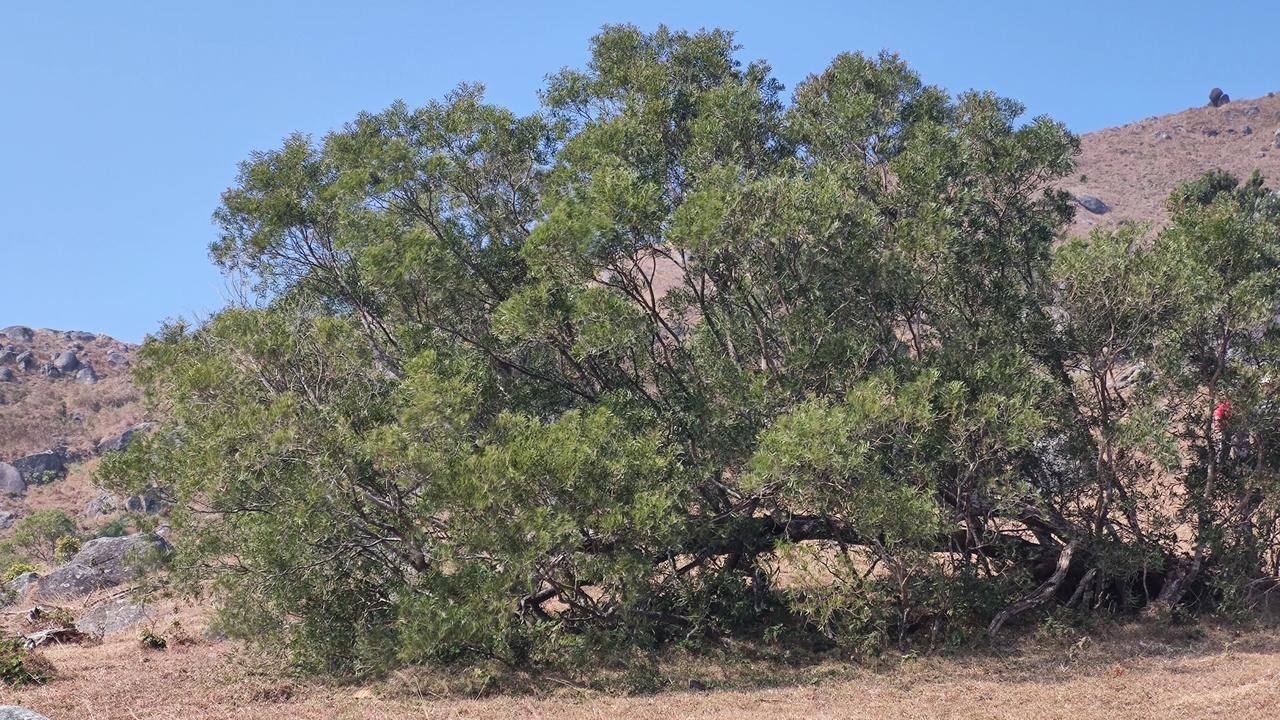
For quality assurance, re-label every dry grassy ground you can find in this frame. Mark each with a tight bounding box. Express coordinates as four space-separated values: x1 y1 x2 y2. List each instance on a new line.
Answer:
1 607 1278 720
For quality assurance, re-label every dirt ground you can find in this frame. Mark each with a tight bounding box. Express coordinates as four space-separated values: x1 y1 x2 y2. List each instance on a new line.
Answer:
2 602 1279 720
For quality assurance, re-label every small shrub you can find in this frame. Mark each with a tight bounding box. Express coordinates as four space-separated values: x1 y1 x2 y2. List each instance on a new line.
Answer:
139 627 167 651
53 535 81 562
98 516 129 538
0 636 51 687
2 561 38 583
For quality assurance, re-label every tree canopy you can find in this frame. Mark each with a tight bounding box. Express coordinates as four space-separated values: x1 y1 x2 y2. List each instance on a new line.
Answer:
102 26 1280 673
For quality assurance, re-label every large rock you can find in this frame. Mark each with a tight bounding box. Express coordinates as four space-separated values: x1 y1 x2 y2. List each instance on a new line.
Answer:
95 423 154 455
1074 193 1111 215
1209 87 1231 108
75 364 98 385
0 349 16 364
0 326 34 343
0 707 51 720
11 451 65 484
14 351 33 371
0 367 13 382
51 350 80 372
35 534 170 600
75 597 154 636
0 463 25 495
105 350 129 367
64 330 97 343
3 572 39 605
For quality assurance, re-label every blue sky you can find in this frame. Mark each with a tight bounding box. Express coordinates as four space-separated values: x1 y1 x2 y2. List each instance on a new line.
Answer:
2 1 1277 342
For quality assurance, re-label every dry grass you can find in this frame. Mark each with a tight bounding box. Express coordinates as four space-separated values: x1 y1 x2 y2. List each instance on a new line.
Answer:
0 600 1278 720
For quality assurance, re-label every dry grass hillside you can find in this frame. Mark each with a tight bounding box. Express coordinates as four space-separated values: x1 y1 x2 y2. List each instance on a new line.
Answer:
1066 91 1280 237
0 326 143 460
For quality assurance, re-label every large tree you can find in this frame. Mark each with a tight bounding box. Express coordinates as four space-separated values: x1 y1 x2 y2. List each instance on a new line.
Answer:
102 26 1280 672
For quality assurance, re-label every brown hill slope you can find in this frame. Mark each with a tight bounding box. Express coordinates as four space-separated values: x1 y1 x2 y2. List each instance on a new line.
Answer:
1066 92 1280 237
0 326 143 460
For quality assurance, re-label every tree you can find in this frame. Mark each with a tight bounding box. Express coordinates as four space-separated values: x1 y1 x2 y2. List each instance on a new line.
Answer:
101 25 1280 673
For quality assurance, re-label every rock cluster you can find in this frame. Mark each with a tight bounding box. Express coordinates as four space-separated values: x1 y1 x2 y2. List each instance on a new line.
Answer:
1209 87 1231 108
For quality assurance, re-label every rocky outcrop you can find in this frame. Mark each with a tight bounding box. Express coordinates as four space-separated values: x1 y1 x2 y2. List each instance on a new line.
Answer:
35 534 170 600
0 326 35 343
1209 87 1231 108
0 707 51 720
1074 193 1111 215
95 423 154 455
75 597 154 636
0 464 24 495
10 451 65 484
75 364 98 385
51 350 80 373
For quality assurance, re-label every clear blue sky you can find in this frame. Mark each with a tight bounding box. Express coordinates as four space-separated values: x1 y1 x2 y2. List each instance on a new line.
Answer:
2 1 1276 342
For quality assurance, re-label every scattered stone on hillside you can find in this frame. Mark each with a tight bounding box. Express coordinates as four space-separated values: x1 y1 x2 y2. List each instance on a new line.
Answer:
1204 128 1220 137
0 463 25 495
1242 105 1261 118
0 326 34 343
85 494 117 517
125 492 167 515
38 363 60 378
64 330 96 343
1152 130 1172 140
0 706 51 720
105 350 129 367
14 351 34 371
1244 125 1254 136
75 596 154 636
1209 88 1231 108
0 349 15 364
0 367 13 382
1073 193 1111 215
96 422 154 455
75 363 98 385
0 510 16 529
35 534 170 600
11 451 66 484
1274 128 1280 149
51 350 79 372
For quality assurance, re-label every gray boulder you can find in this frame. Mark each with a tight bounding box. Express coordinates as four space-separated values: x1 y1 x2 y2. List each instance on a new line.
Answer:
75 597 154 636
0 349 15 364
51 350 80 372
64 330 97 343
3 572 39 605
1209 88 1231 108
0 707 51 720
14 351 33 371
75 364 98 385
0 463 25 495
85 494 117 517
0 510 16 529
105 350 129 367
124 492 167 515
1074 193 1111 215
12 451 65 484
35 534 170 600
0 367 13 382
95 423 154 455
0 326 34 343
39 363 60 379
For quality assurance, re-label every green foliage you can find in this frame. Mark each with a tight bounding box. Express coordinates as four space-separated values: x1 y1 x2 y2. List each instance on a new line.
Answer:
53 535 81 562
0 637 49 687
2 561 38 583
138 628 167 651
100 23 1280 675
6 510 78 563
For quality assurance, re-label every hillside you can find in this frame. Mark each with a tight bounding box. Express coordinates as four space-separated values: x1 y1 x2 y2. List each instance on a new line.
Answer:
1066 91 1280 236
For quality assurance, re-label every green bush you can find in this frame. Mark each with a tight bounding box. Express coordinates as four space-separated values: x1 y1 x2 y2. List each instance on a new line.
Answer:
0 637 50 687
1 561 38 584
